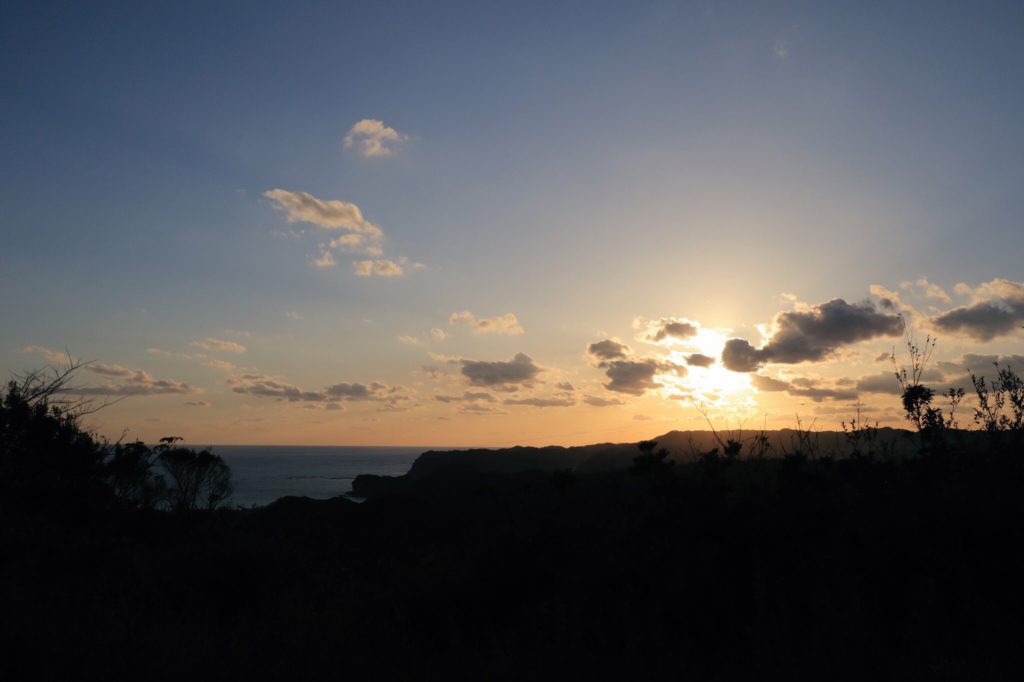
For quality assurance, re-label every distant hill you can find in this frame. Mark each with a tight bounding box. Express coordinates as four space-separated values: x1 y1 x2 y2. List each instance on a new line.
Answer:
352 426 934 497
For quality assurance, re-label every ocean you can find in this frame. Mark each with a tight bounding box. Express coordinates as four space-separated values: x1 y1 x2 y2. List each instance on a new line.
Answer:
213 445 429 507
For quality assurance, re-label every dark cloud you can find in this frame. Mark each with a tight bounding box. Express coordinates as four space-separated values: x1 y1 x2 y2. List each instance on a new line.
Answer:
855 367 944 395
231 375 399 403
555 382 575 391
932 303 1024 341
460 352 542 386
722 298 903 372
602 359 676 395
459 403 506 415
75 367 198 397
583 395 625 407
503 397 575 407
587 339 631 361
751 373 856 401
685 353 715 368
587 338 683 395
435 391 496 403
750 374 789 392
646 318 698 342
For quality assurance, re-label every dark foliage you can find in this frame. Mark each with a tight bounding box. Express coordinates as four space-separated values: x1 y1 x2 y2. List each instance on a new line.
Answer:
4 359 1024 680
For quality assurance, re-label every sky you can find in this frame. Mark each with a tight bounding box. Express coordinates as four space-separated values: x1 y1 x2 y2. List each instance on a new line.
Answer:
2 0 1023 446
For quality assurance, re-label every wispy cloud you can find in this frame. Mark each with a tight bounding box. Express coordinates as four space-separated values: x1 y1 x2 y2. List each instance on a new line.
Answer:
264 189 383 237
449 311 524 335
190 338 246 354
353 259 405 277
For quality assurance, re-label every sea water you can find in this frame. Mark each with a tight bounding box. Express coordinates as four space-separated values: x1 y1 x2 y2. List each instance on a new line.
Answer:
213 445 427 507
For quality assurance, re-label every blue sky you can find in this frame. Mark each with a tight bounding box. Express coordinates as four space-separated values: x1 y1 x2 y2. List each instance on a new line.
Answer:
3 1 1023 445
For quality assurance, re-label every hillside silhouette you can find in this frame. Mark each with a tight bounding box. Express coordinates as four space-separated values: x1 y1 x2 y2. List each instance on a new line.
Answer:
3 358 1024 680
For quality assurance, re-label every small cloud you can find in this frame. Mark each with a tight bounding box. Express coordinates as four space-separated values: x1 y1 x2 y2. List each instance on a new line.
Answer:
310 251 337 268
586 339 630 362
190 338 246 354
583 395 625 407
900 277 952 304
503 397 575 407
285 311 304 320
461 353 542 387
685 353 715 368
642 318 699 344
430 328 448 342
449 311 524 335
353 259 404 277
184 400 211 407
343 118 407 158
555 382 575 391
264 189 382 237
398 335 425 346
75 367 199 397
18 345 73 364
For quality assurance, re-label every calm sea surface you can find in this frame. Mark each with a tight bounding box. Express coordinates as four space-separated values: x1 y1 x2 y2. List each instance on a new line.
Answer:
213 445 429 507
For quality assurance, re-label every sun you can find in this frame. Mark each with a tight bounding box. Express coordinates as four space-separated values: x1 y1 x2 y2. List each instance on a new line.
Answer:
659 328 755 412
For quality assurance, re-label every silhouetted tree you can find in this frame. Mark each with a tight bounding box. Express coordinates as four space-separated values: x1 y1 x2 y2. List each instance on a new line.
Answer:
156 437 234 511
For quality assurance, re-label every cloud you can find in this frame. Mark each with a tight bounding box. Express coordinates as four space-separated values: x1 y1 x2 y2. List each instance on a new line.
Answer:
458 404 506 415
184 400 211 407
586 339 630 361
398 335 425 346
310 251 337 268
86 362 135 377
503 397 575 407
343 119 407 158
685 353 715 368
602 359 674 395
435 391 495 403
328 233 383 256
264 189 382 238
722 298 903 372
229 376 325 402
855 368 944 394
644 318 699 343
460 353 542 386
931 279 1024 341
587 338 683 395
353 259 404 277
555 382 575 391
229 375 399 403
900 277 952 304
75 368 199 396
449 311 524 335
190 338 246 354
750 373 856 401
285 311 304 320
750 374 790 392
18 345 73 364
583 395 625 407
399 328 449 346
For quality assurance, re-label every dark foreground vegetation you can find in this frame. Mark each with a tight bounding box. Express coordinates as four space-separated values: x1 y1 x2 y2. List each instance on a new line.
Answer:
3 350 1024 681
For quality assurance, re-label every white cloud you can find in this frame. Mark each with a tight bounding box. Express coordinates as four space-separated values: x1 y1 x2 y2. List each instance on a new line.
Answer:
343 119 407 158
449 311 524 335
